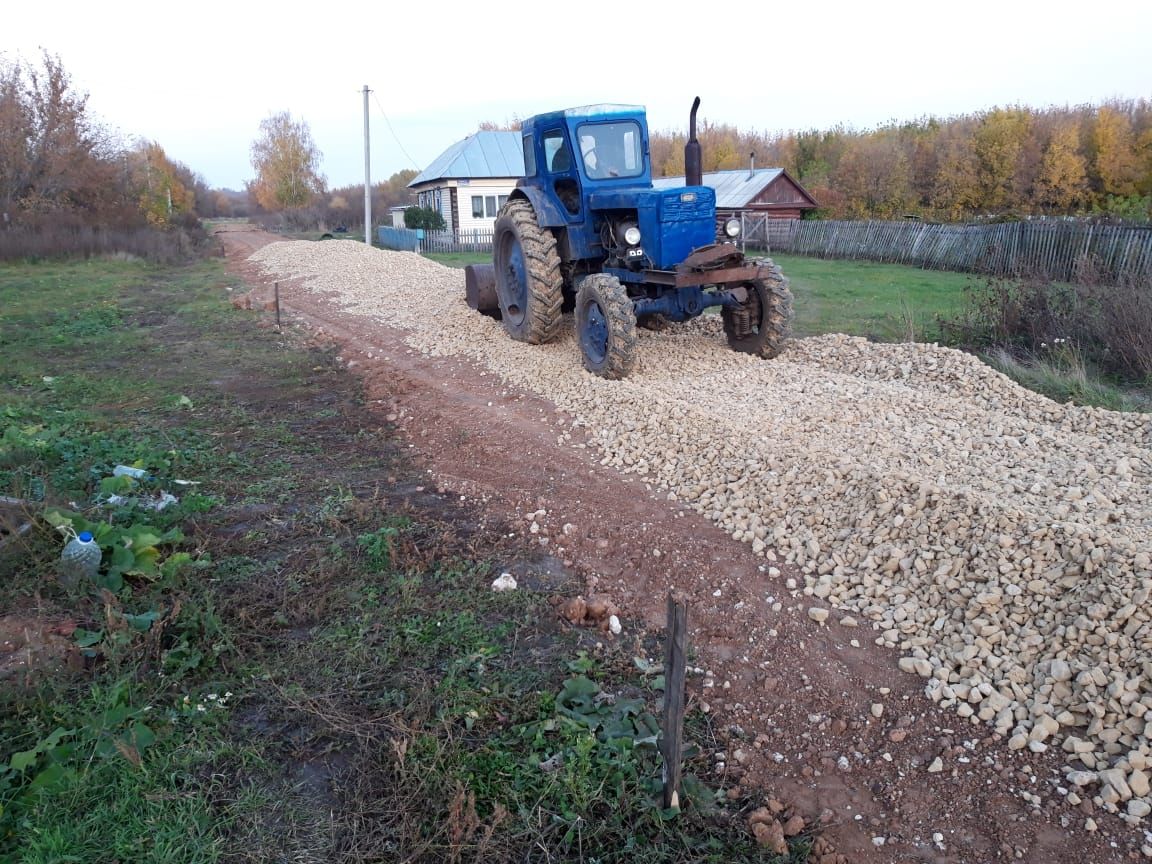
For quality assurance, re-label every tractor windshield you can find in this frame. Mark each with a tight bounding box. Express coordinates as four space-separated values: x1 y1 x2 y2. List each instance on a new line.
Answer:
577 121 643 180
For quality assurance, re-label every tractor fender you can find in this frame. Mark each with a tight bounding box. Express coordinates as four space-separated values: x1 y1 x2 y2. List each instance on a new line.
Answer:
511 186 569 230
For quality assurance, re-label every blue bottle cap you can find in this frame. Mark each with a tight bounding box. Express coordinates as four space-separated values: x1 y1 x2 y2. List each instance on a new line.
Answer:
78 531 94 543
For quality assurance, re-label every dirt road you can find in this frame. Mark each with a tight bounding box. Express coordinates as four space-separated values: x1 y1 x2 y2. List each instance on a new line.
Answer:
219 225 1146 863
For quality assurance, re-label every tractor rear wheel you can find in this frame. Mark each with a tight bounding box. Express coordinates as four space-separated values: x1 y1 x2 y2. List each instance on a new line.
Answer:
492 200 563 344
575 274 637 379
721 259 793 359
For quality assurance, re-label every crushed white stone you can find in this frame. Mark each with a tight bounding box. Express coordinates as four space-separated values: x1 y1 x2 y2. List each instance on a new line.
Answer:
250 240 1152 808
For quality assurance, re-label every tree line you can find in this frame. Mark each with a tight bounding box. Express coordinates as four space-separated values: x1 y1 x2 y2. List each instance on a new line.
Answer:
648 100 1152 222
0 53 224 248
6 50 1148 261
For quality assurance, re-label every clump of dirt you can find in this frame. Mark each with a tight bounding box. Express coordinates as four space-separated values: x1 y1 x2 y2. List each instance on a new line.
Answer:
0 615 77 682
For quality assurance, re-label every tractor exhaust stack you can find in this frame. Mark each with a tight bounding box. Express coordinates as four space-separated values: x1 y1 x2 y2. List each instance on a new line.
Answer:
685 97 702 187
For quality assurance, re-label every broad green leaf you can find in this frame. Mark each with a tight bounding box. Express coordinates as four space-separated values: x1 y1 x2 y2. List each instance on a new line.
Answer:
99 475 136 495
9 749 38 773
125 527 163 549
123 610 160 632
110 544 135 571
27 763 70 792
127 546 161 576
73 629 103 648
42 509 75 530
159 552 192 579
92 570 124 593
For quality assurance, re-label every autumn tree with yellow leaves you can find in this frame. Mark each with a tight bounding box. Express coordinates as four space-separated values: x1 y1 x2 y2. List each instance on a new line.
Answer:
131 141 194 226
647 100 1152 221
248 111 326 213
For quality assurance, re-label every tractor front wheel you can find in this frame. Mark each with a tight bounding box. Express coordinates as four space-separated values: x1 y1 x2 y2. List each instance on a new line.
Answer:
492 200 563 344
721 259 793 359
575 274 637 379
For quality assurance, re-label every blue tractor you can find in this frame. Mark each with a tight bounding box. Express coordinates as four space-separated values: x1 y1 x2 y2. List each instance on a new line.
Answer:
464 98 793 379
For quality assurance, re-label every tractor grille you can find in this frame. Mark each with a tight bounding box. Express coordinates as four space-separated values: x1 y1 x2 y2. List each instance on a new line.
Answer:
660 188 715 222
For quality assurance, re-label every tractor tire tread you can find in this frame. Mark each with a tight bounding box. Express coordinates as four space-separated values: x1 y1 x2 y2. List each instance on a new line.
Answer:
722 258 793 359
497 199 563 345
577 273 638 380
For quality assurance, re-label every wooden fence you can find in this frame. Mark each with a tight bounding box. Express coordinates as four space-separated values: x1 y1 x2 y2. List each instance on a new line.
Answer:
383 217 1152 285
420 229 494 254
745 216 1152 285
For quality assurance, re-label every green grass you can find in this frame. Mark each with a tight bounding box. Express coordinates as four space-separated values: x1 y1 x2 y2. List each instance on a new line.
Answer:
767 252 970 341
984 346 1152 413
1 253 809 863
424 251 490 269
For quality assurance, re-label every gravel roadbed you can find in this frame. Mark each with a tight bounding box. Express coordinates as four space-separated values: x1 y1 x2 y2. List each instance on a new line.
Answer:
251 239 1152 822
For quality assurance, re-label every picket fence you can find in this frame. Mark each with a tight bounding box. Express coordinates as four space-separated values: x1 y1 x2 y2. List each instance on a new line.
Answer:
747 217 1152 285
377 226 495 254
379 218 1152 286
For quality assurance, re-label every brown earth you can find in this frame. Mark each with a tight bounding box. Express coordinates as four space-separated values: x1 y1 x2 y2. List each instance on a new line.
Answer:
217 225 1141 864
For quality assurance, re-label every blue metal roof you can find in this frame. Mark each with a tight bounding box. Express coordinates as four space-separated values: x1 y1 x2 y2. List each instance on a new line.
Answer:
409 131 524 187
652 168 784 208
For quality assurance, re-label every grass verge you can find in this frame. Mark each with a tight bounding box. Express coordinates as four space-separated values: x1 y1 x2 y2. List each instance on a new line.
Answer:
1 254 810 862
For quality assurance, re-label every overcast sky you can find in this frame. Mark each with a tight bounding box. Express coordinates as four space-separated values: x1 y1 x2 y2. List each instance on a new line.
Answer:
6 0 1151 191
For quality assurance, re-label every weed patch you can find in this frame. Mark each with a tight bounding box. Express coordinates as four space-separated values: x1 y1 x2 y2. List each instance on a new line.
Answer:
1 255 806 862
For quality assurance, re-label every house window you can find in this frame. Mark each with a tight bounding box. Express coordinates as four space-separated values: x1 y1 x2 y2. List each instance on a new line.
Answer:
484 196 498 218
472 196 484 218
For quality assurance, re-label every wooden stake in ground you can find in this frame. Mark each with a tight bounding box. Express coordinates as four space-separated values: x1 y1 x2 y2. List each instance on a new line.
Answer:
661 594 688 810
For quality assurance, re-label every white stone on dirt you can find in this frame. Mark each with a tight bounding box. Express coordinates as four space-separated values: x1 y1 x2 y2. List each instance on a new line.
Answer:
928 757 944 773
807 607 830 623
491 573 517 592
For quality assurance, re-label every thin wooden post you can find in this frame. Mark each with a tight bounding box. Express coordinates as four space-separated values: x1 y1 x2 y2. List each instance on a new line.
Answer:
661 594 688 810
274 281 281 329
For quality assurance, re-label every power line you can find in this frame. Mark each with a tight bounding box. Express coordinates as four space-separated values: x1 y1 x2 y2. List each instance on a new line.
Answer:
372 92 422 171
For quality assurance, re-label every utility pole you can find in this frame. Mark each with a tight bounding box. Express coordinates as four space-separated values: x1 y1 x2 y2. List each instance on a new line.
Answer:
363 85 372 246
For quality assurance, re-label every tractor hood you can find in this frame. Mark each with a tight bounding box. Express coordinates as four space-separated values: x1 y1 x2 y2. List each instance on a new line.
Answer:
588 185 717 270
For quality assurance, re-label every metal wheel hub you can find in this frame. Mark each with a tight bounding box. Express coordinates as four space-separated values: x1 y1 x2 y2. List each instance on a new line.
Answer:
499 236 528 323
581 300 609 364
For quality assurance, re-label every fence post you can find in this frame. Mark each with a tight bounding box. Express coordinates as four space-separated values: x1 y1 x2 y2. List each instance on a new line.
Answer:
661 593 688 810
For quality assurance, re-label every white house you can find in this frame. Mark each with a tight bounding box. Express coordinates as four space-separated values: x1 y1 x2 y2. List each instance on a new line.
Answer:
407 131 524 233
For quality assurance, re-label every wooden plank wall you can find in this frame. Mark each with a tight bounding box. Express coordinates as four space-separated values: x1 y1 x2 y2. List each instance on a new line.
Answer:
753 218 1152 285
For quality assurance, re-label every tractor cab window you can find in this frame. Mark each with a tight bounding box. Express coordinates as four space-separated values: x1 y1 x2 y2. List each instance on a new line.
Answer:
543 130 572 173
578 121 643 180
522 133 536 176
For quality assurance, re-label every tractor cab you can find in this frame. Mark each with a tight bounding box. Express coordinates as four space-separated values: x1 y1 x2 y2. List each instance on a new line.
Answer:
514 105 717 271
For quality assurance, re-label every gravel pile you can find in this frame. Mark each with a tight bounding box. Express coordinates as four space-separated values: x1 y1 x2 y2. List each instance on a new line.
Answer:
251 239 1152 819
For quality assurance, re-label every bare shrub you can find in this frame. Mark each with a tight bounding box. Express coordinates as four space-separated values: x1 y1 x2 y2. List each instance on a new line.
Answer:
942 264 1152 383
0 213 204 263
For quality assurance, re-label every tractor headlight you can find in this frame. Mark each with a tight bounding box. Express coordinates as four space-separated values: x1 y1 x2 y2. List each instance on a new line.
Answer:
623 225 642 246
724 218 741 238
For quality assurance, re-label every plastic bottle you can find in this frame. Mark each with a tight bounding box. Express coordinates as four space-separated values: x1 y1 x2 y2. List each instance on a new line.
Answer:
59 531 102 589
